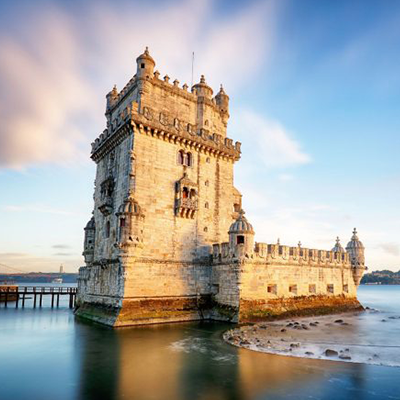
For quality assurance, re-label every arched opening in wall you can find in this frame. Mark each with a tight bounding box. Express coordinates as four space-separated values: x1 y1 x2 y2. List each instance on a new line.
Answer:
182 187 189 199
237 235 244 245
120 218 125 227
205 120 209 126
233 203 240 212
186 153 192 167
105 221 110 238
178 150 184 165
189 189 196 199
205 202 209 209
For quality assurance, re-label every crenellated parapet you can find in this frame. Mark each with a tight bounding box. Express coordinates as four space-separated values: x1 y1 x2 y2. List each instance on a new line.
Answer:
91 103 241 163
212 241 351 268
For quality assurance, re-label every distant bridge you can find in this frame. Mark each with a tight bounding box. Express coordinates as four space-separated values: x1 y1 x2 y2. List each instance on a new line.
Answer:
0 263 26 274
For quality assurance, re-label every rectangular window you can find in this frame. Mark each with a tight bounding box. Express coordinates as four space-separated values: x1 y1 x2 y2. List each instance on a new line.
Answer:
289 284 297 295
343 284 349 293
309 284 316 294
327 284 334 294
267 284 277 295
237 235 245 244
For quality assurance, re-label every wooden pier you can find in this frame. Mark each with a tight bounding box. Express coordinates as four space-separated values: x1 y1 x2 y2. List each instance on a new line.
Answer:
0 286 77 308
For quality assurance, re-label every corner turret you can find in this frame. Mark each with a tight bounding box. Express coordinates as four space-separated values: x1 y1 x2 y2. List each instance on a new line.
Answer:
346 228 366 285
83 217 95 264
228 210 255 258
136 47 155 80
192 75 213 99
215 85 230 125
106 85 118 114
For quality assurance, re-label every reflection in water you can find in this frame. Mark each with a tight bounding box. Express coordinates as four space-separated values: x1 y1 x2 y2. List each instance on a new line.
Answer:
1 286 400 400
74 320 392 400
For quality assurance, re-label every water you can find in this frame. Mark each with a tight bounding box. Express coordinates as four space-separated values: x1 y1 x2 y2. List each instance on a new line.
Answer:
0 285 399 400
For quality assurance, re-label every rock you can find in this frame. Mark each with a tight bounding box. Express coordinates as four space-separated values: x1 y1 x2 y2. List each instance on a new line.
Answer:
302 325 309 330
259 325 268 329
365 306 370 310
286 323 293 327
381 319 386 322
314 321 319 324
344 348 350 352
310 322 317 327
373 354 379 358
290 343 300 348
324 349 339 357
305 351 314 356
334 319 343 323
281 328 286 332
240 339 250 345
294 322 299 325
341 322 349 326
339 354 351 360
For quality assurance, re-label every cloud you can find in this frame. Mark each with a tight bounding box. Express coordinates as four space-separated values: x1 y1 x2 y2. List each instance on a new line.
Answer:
278 173 294 181
378 243 400 257
3 205 77 216
232 109 311 169
0 0 276 170
53 252 75 257
52 244 71 249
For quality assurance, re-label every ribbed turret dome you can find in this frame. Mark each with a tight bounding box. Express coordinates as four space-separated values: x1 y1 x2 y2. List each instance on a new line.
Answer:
228 210 254 234
84 216 95 230
346 228 364 250
136 46 155 65
117 195 141 215
332 236 344 252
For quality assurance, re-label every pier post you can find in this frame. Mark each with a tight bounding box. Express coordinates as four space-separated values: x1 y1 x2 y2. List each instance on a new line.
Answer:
40 289 43 307
22 287 26 307
33 287 37 308
51 288 54 308
5 287 9 307
57 293 60 307
15 287 19 308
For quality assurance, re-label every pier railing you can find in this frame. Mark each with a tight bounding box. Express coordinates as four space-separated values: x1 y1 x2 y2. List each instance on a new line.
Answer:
0 286 77 308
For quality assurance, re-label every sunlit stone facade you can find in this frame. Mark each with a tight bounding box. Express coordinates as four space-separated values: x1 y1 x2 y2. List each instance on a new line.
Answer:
76 49 366 326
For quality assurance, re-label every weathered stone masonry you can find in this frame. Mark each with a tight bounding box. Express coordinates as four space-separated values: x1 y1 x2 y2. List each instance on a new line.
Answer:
75 48 366 326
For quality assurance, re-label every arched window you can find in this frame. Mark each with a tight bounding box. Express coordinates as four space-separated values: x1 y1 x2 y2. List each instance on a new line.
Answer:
205 202 209 209
178 150 184 165
186 153 192 167
120 218 125 227
105 221 110 238
189 189 196 199
182 187 189 198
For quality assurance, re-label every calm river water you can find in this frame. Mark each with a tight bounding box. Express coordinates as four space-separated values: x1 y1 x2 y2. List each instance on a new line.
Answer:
0 285 400 400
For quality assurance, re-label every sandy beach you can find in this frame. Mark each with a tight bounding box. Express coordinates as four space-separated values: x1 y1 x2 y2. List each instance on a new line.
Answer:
223 309 400 367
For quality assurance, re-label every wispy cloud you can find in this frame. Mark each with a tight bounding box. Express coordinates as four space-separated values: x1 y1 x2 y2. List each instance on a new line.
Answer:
233 109 311 168
378 243 400 257
0 0 277 170
3 205 77 216
52 244 71 249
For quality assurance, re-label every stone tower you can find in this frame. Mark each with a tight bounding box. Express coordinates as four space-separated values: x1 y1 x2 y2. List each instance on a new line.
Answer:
76 48 242 326
76 49 366 327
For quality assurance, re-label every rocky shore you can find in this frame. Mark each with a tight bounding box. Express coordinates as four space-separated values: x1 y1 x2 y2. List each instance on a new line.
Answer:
223 310 400 367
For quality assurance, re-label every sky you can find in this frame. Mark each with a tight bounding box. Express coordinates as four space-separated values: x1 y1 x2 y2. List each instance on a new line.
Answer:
0 0 399 273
